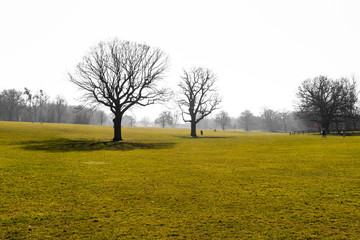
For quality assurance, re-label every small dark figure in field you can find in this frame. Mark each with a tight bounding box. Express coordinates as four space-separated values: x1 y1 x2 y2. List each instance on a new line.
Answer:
289 132 291 135
200 130 203 136
214 129 216 132
321 128 326 137
342 128 346 138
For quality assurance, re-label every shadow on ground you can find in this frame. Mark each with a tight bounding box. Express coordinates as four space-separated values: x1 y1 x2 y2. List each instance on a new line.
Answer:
17 138 176 152
174 135 233 139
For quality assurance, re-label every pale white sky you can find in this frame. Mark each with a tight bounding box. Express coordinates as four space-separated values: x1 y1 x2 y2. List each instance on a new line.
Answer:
1 0 360 120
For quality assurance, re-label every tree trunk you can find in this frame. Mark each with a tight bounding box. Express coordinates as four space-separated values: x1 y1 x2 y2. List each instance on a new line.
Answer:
34 107 37 122
322 121 330 133
113 114 123 141
8 109 13 121
190 120 197 137
57 112 62 123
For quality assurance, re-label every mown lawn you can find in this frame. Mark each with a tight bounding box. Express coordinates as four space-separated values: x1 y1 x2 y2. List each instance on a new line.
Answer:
1 121 360 239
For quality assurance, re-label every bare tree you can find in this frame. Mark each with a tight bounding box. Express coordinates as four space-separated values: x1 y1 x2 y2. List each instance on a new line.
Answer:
139 116 151 127
54 96 66 123
0 89 24 121
239 110 254 131
178 67 221 137
69 39 170 141
24 88 49 122
73 108 92 124
262 108 277 132
296 76 357 132
347 105 360 131
23 88 34 122
215 110 231 130
37 90 49 123
0 94 3 119
123 115 136 127
172 110 180 127
155 111 174 128
279 110 290 132
99 111 106 126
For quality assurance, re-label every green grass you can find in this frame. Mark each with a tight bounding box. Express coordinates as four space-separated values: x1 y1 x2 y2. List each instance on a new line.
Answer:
1 121 360 239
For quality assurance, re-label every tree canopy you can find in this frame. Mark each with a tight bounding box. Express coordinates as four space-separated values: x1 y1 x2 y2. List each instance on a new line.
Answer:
69 39 170 141
178 67 221 137
296 75 357 132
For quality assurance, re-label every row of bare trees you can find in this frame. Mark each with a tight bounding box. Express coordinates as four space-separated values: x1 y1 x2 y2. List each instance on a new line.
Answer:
121 108 303 133
0 88 110 125
195 109 306 133
4 38 359 141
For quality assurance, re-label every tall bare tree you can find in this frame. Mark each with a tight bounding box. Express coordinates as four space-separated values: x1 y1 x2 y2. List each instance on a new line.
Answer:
69 39 170 141
139 116 151 127
178 67 221 137
262 108 278 132
24 88 49 122
123 115 136 127
0 89 24 121
239 110 254 131
279 110 290 132
172 110 180 127
296 76 357 132
215 110 231 130
54 96 66 123
99 111 106 126
155 111 174 128
347 105 360 131
73 108 92 124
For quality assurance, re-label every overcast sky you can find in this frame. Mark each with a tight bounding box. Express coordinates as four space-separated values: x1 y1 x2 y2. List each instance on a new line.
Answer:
1 0 360 120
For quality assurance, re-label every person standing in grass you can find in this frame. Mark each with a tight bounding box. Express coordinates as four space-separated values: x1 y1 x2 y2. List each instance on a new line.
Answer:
342 128 346 138
322 128 326 137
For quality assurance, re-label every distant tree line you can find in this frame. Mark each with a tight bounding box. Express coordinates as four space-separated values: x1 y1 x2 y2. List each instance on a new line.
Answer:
3 37 360 140
195 109 308 133
0 88 110 125
194 75 360 133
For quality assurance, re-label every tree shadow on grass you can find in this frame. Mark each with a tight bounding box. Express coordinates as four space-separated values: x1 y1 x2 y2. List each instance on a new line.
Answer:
18 138 176 152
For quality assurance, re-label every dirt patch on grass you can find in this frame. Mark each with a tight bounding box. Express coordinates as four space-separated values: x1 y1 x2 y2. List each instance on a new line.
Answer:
82 161 108 165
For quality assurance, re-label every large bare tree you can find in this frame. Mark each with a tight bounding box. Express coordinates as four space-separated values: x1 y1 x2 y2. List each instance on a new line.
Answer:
296 76 357 132
239 110 254 131
155 111 174 128
69 39 170 141
0 89 24 121
178 67 221 137
24 88 49 123
261 108 278 132
215 110 231 130
54 95 67 123
279 109 290 132
123 115 136 127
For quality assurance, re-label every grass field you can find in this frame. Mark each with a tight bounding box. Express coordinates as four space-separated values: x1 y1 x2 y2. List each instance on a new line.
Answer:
1 121 360 239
